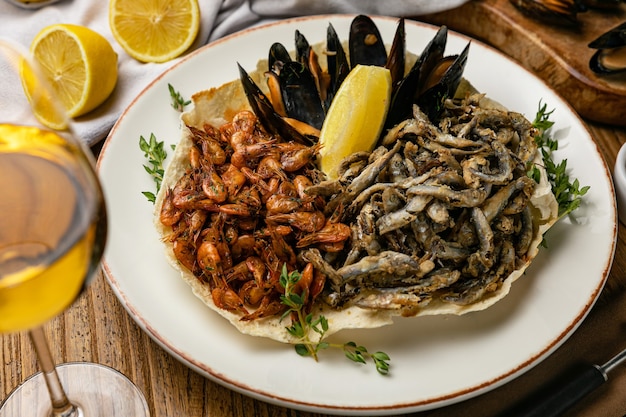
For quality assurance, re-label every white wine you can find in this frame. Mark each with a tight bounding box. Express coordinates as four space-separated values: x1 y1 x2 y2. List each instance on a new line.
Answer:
0 124 106 332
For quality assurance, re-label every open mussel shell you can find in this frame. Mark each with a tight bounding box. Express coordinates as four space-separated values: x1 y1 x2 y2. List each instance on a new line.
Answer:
417 43 470 122
588 22 626 75
294 30 331 112
385 18 406 93
579 0 623 9
240 16 471 146
295 30 311 65
278 61 326 130
589 49 626 74
266 35 327 129
237 63 315 145
384 25 448 129
509 0 581 26
349 14 388 67
326 23 350 108
268 42 292 71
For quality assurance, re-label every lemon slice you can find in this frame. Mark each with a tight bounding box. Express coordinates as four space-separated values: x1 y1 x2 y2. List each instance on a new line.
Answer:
22 24 118 129
109 0 200 63
318 64 392 179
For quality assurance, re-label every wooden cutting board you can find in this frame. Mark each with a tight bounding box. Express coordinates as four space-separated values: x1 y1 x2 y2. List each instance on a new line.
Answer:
421 0 626 126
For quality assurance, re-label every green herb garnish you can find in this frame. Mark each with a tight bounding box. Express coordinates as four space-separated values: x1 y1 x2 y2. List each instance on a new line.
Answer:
139 133 168 203
169 83 191 112
140 83 187 202
529 101 590 218
279 264 391 375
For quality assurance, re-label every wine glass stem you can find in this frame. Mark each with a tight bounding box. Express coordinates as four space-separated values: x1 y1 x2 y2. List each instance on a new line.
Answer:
29 327 79 417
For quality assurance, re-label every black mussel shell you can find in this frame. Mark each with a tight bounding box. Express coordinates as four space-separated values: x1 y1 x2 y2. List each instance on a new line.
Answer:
413 26 448 95
588 22 626 75
589 22 626 49
326 23 350 108
295 30 310 66
578 0 622 9
349 14 387 67
509 0 580 26
238 63 315 145
589 48 626 75
417 42 470 122
278 61 326 130
294 30 330 111
247 16 472 146
385 18 406 94
269 42 292 71
384 25 448 129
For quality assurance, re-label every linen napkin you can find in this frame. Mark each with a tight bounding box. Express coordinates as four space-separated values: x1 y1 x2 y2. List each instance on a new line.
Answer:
0 0 468 146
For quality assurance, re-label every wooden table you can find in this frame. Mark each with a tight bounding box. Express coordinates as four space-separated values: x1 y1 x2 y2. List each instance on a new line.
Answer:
3 12 626 417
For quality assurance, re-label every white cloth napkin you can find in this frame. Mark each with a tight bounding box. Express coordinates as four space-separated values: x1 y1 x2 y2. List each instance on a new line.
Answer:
0 0 468 146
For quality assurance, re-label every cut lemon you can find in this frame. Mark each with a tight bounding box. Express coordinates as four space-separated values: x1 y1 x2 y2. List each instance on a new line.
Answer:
22 24 118 129
318 64 392 179
109 0 200 63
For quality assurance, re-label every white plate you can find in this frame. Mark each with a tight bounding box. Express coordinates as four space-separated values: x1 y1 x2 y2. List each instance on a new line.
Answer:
97 15 617 415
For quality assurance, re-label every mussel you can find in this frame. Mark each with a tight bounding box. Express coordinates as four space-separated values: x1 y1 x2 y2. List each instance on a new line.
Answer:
384 25 470 129
588 21 626 75
509 0 581 26
267 32 328 130
579 0 623 9
238 15 470 144
238 63 316 145
325 23 350 108
349 14 388 67
510 0 623 26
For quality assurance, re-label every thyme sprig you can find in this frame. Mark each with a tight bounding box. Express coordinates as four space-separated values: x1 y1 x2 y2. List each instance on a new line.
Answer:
168 83 191 112
140 84 188 202
279 265 391 375
139 133 168 203
529 101 590 218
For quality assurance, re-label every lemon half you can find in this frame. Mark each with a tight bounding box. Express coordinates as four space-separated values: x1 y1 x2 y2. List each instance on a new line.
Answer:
318 64 392 179
23 24 118 129
109 0 200 63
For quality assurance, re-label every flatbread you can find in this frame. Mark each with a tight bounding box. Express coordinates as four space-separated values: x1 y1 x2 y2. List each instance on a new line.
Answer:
154 56 558 344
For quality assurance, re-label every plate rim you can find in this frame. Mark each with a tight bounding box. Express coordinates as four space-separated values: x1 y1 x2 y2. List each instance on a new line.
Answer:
97 14 618 415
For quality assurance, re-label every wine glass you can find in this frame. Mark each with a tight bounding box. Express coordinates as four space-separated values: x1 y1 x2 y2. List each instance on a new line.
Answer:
0 39 150 416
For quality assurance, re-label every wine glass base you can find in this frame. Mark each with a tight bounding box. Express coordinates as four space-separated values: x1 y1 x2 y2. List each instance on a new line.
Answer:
0 362 150 417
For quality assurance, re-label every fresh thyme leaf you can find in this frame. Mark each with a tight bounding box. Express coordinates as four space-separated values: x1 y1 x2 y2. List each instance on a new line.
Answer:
279 264 391 375
317 341 330 350
139 133 168 203
168 83 191 112
531 101 589 218
139 84 185 203
295 344 310 356
141 191 157 202
372 352 391 375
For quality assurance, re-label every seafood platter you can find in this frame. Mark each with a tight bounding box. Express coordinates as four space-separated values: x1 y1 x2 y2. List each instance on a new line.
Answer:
98 14 616 415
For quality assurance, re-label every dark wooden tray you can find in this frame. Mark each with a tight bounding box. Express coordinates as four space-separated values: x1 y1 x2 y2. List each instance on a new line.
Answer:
422 0 626 126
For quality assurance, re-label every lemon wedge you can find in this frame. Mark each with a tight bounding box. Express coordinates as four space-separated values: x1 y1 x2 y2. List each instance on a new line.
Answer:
109 0 200 63
22 24 118 129
318 64 392 179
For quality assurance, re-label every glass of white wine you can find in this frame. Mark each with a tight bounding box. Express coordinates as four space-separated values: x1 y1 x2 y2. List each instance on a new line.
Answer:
0 39 150 416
